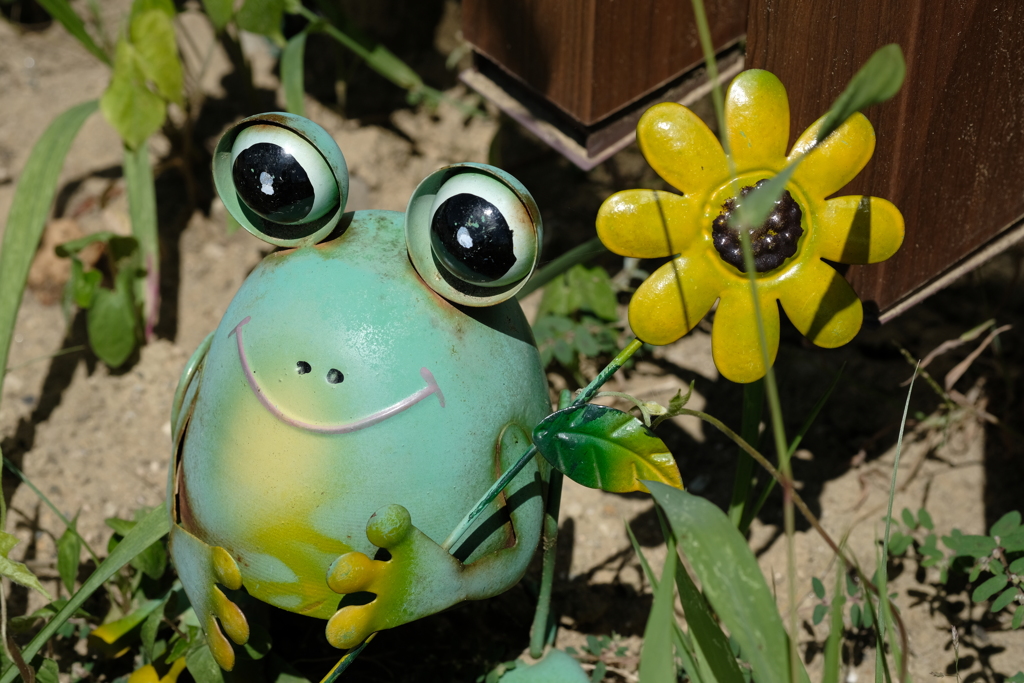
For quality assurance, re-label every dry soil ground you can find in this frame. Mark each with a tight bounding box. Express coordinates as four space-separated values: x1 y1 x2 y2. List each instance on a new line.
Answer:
1 2 1023 682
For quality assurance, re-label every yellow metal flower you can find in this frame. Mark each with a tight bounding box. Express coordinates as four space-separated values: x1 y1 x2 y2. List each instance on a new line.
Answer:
597 70 904 383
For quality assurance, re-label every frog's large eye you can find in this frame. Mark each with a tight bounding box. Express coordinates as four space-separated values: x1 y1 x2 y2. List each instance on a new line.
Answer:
406 164 541 306
213 113 348 248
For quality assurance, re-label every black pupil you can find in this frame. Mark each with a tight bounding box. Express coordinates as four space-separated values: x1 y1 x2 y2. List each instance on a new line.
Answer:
430 193 516 283
232 142 315 224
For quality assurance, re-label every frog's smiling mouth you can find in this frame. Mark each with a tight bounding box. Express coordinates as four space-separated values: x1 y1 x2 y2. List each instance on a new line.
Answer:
229 316 445 433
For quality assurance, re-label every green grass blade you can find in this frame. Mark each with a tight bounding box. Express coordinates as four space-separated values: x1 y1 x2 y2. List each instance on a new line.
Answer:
674 557 744 683
281 31 308 116
817 45 905 145
648 482 810 683
822 559 846 683
639 532 678 683
123 141 159 339
34 0 110 64
0 100 99 398
626 522 705 683
0 505 169 683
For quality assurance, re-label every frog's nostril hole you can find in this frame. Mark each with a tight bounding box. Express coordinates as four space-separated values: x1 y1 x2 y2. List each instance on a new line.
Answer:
296 361 311 375
326 369 344 384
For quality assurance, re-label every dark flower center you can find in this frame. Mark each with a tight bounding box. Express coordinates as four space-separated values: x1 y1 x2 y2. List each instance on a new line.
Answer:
712 179 803 273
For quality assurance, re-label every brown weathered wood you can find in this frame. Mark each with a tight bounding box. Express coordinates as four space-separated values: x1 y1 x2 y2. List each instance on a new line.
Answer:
463 0 748 126
746 0 1024 318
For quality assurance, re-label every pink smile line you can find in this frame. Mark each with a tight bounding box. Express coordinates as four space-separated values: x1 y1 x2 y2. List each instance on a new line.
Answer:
229 316 445 434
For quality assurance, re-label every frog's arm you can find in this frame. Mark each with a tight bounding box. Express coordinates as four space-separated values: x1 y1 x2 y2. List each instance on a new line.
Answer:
323 424 544 650
170 332 213 437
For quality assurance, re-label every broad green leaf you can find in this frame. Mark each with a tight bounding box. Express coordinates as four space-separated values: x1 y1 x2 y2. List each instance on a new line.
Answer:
992 587 1019 613
106 516 138 537
131 9 185 105
972 575 1007 602
101 39 166 150
236 0 286 41
675 554 745 683
131 0 176 18
56 516 82 594
281 31 307 116
568 265 617 321
817 44 905 144
849 603 861 629
0 507 168 683
1013 606 1024 630
533 404 681 493
1001 528 1024 552
1010 557 1024 574
943 530 998 558
900 508 916 528
34 0 110 64
0 100 98 396
130 534 168 579
186 642 226 683
638 536 677 683
55 230 119 257
918 508 934 530
201 0 233 30
123 141 159 337
812 603 828 625
991 510 1022 538
812 577 825 599
0 530 51 600
87 284 137 367
648 483 810 683
35 659 59 683
69 260 102 309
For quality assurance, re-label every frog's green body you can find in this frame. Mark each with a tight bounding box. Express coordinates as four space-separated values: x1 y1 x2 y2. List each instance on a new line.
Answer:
168 114 551 672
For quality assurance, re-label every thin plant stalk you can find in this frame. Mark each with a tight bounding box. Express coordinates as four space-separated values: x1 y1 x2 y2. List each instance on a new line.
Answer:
442 338 644 552
529 389 571 657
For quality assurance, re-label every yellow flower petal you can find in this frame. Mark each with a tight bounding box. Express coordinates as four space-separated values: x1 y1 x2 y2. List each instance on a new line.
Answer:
815 195 905 264
711 287 780 383
778 260 862 348
790 112 875 198
638 103 728 195
596 189 702 258
725 70 790 174
628 255 720 345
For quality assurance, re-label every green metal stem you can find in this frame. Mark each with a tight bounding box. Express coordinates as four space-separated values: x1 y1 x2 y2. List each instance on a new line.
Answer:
727 378 764 527
529 390 571 657
442 338 643 553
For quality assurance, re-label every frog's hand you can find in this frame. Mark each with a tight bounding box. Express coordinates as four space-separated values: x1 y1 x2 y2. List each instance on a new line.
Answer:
170 332 213 438
168 525 249 671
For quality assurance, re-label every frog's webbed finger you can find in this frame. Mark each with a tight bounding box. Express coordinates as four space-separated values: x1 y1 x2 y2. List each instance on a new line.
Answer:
169 525 250 670
325 504 465 650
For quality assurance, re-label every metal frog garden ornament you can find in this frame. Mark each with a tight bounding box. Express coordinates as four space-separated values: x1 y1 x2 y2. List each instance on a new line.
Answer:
167 113 552 672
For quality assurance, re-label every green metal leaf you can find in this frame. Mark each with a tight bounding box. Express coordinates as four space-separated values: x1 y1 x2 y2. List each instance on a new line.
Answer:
34 0 110 64
817 44 906 144
991 587 1019 613
201 0 233 30
0 530 51 600
0 100 98 396
123 141 159 338
991 510 1022 538
648 482 809 683
281 31 307 117
56 516 82 594
972 575 1007 603
101 39 167 150
131 9 185 105
638 536 677 683
533 404 681 493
